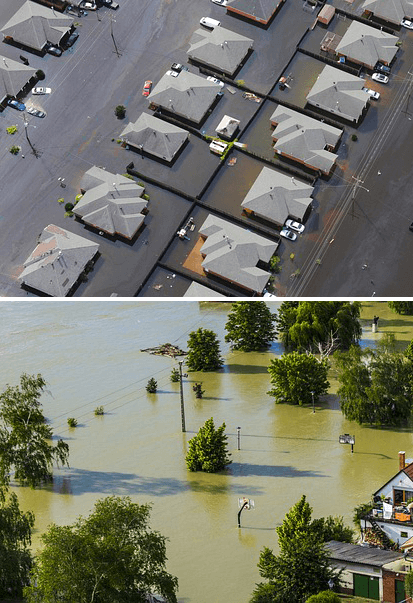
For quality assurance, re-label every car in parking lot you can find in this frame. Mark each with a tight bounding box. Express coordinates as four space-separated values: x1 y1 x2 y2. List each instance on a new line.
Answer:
285 219 305 233
8 99 26 111
166 70 179 77
142 80 152 96
171 63 188 73
62 31 79 48
280 228 297 241
372 72 389 84
362 86 380 100
32 87 51 95
27 107 46 118
401 17 413 29
80 0 97 9
44 43 62 56
374 62 391 74
200 17 221 28
207 76 225 88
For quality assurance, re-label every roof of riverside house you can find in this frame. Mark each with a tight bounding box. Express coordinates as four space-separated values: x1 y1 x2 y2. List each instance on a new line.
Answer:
198 214 278 293
0 54 36 102
19 224 99 296
306 65 370 122
326 541 402 567
270 105 342 174
227 0 281 23
147 70 221 124
362 0 413 24
335 21 399 68
120 113 189 162
1 0 73 50
75 166 147 239
241 166 314 225
187 26 253 76
184 282 225 297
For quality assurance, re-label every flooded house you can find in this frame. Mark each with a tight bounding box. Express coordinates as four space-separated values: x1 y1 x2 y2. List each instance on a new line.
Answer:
241 166 314 227
362 0 413 26
335 21 399 70
183 281 224 297
270 105 342 175
0 54 36 106
19 224 99 296
226 0 284 26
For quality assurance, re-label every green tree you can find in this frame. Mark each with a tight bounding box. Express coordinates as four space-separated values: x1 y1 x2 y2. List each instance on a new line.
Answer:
24 496 178 603
388 301 413 315
275 302 361 353
0 485 35 599
225 301 277 351
146 378 157 393
267 352 329 406
186 328 223 371
305 591 341 603
186 417 231 472
335 345 413 425
405 568 413 599
251 496 339 603
0 373 69 488
312 515 355 544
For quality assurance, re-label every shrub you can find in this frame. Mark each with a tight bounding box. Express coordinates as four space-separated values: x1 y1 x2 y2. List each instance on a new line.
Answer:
146 378 157 393
94 406 104 416
115 105 126 119
9 145 20 155
170 368 180 383
186 417 231 472
64 202 74 212
6 125 18 135
36 69 45 80
67 417 78 428
57 198 65 204
269 255 281 273
236 79 245 86
142 194 150 201
122 173 134 180
290 253 295 261
351 134 358 142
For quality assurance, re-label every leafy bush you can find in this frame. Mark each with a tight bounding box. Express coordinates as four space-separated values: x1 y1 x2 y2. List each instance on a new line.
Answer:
115 105 126 119
6 125 18 135
64 202 74 212
94 406 104 416
67 417 78 428
9 145 20 155
170 368 180 383
36 69 45 80
186 417 231 472
122 173 134 180
269 255 281 273
146 378 157 393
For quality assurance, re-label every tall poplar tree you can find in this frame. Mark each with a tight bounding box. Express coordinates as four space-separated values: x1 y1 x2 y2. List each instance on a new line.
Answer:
225 301 277 351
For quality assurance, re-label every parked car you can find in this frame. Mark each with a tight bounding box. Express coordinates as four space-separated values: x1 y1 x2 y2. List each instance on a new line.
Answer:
8 99 26 111
80 0 97 9
362 86 380 100
102 0 119 8
401 17 413 29
285 219 305 233
372 72 389 84
27 107 46 118
200 17 221 28
171 63 188 72
62 31 79 49
280 228 297 241
211 0 228 5
142 80 152 96
44 43 62 57
374 62 391 74
32 87 51 95
166 70 179 77
66 5 86 16
207 75 225 88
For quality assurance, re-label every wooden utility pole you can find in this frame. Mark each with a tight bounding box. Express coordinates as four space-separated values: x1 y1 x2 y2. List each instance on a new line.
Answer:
179 361 186 432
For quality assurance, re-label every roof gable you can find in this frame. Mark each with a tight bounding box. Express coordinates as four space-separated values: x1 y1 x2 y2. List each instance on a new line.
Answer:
187 27 253 75
336 21 398 68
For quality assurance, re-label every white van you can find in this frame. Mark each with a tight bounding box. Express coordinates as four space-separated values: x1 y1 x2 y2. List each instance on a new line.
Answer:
200 17 221 28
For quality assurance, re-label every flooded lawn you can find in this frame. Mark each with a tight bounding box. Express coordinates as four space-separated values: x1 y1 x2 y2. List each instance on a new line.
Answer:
272 52 326 110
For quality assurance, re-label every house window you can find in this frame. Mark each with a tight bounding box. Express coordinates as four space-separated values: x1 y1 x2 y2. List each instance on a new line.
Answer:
401 531 408 538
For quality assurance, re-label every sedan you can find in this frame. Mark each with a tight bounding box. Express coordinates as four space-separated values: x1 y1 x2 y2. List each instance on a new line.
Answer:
166 70 179 77
374 62 391 74
45 44 62 57
8 99 26 111
362 86 380 100
142 80 152 96
32 87 51 95
285 219 305 233
63 31 79 48
27 107 46 118
372 72 389 84
80 1 97 9
280 228 297 241
211 0 228 5
207 75 225 88
401 17 413 29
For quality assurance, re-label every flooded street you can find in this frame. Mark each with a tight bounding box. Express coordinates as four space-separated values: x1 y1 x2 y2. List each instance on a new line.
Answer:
1 301 413 602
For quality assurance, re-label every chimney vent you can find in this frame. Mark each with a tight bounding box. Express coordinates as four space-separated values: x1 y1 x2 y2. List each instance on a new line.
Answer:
399 451 406 471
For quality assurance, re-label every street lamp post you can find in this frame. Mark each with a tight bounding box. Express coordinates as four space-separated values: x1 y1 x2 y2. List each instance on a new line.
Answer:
179 361 186 433
237 426 241 450
23 114 39 157
311 391 315 413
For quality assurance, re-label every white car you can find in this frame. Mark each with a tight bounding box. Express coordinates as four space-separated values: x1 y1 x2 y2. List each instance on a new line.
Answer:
401 17 413 29
285 219 305 234
200 17 221 28
211 0 228 5
207 76 225 88
280 228 297 241
372 73 389 84
80 0 97 9
362 86 380 100
166 70 179 77
32 87 51 95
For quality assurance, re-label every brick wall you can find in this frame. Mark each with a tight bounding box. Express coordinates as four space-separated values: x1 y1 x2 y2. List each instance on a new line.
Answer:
382 568 408 603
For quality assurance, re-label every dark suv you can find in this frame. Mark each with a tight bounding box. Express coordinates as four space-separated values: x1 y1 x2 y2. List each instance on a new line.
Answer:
375 62 391 74
62 31 79 49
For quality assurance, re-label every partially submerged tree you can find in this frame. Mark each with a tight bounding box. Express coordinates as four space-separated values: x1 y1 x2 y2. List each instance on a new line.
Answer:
24 496 178 603
267 352 329 406
186 328 223 372
146 378 158 393
388 301 413 315
0 373 69 488
186 417 231 472
225 301 277 351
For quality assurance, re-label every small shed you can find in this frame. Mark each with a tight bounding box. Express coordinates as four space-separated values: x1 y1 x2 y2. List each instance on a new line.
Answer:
215 115 240 140
318 5 335 25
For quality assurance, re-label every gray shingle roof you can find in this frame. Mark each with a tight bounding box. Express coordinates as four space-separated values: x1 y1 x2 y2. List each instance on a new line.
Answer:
1 0 73 50
241 166 313 225
270 105 342 174
199 214 278 293
187 27 253 76
148 71 221 124
336 21 399 68
326 541 402 567
75 167 147 239
184 282 225 297
0 54 36 102
306 65 370 122
362 0 413 24
120 113 189 162
227 0 281 22
19 224 99 296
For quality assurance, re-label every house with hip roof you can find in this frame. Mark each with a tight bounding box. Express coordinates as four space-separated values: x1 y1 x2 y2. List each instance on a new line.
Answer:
120 113 189 163
1 0 73 53
270 105 343 175
19 224 99 296
187 27 254 77
306 65 370 123
226 0 284 26
148 71 222 126
0 55 36 106
75 166 148 240
241 166 314 227
335 21 399 70
198 214 278 295
362 0 413 26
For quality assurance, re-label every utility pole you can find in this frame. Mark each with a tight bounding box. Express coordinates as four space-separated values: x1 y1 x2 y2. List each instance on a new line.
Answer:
350 175 369 220
110 18 121 57
23 114 39 157
179 360 186 433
